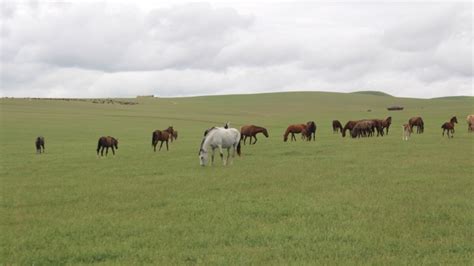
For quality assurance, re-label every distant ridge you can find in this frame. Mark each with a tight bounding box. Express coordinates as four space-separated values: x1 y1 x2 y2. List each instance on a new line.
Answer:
351 91 394 97
431 96 473 100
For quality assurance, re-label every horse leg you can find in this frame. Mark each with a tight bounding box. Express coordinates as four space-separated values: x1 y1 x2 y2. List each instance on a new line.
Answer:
159 141 164 151
243 136 247 145
153 142 156 152
101 147 104 156
253 135 258 144
166 140 169 151
291 133 296 141
111 146 115 155
211 147 216 166
226 148 231 165
218 145 225 166
105 147 109 156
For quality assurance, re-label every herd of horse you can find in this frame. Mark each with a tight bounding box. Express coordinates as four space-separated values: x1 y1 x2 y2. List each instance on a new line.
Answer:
35 115 474 165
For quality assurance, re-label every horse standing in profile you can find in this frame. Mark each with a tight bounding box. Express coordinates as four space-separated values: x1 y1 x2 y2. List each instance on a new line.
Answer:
402 124 412 141
240 125 269 145
332 120 343 133
283 124 307 142
97 136 118 156
409 117 424 134
35 136 45 154
303 121 317 141
199 127 241 166
441 116 458 138
152 126 174 151
467 115 474 133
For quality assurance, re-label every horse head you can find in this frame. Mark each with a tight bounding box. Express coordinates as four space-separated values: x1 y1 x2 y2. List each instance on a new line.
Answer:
114 138 119 149
451 116 458 124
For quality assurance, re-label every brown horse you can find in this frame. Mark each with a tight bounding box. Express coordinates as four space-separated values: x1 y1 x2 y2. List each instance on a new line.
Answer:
303 121 316 141
35 136 45 154
409 117 424 134
240 125 269 145
467 115 474 133
152 126 174 151
351 120 375 138
441 116 458 138
342 120 359 137
370 119 384 136
332 120 343 133
97 136 118 156
382 116 392 135
284 124 306 142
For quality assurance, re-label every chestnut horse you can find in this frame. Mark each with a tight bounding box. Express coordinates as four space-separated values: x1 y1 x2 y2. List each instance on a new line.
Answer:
332 120 343 133
152 126 174 151
441 116 458 138
409 117 424 134
240 125 269 145
284 124 306 142
36 136 45 154
97 136 118 156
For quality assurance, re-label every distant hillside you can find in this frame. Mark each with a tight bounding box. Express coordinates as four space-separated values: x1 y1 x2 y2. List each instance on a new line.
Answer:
431 96 473 100
351 91 393 97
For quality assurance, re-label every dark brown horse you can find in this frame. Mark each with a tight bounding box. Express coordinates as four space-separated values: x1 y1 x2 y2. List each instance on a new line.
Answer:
303 121 316 141
332 120 343 133
284 124 306 142
152 126 174 151
441 116 458 138
240 125 269 145
35 136 45 154
409 117 424 134
382 116 392 135
370 119 384 136
351 120 375 138
97 136 118 156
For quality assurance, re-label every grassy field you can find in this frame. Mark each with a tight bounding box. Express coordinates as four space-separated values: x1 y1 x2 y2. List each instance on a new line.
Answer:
1 91 473 264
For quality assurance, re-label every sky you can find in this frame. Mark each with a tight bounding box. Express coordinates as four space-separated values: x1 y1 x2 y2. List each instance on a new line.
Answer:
1 0 472 98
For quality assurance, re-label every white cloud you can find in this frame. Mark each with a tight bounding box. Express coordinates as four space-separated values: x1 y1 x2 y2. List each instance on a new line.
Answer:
0 1 472 98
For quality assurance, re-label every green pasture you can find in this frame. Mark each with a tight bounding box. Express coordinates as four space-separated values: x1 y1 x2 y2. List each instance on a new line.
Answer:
1 92 473 264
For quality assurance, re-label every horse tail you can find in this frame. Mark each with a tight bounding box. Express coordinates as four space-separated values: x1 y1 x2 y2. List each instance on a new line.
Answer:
97 138 101 154
236 140 241 156
152 132 155 146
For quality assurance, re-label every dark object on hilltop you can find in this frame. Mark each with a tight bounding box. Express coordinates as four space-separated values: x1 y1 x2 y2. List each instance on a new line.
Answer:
36 136 45 154
387 106 404 111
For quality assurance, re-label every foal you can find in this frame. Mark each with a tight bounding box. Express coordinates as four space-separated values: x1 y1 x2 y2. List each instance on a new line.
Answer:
441 116 458 138
402 124 412 141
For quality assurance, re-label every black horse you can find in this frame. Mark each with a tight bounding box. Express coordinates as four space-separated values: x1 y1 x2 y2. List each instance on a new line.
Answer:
97 136 118 156
36 136 45 154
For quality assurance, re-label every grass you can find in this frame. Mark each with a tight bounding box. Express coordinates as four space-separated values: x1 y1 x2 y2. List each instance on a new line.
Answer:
1 92 473 264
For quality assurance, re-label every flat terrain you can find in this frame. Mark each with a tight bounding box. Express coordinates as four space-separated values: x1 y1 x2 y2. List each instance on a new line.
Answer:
1 92 473 264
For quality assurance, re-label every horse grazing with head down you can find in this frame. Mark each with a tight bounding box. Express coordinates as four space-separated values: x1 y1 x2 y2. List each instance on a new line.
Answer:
170 130 178 142
97 136 118 156
303 121 317 141
409 117 424 134
441 116 458 138
332 120 343 133
35 136 45 154
199 127 241 166
240 125 269 145
283 124 307 142
152 126 174 151
342 121 359 137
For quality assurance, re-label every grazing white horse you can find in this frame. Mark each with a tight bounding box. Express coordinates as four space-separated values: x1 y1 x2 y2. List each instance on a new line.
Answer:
199 127 241 166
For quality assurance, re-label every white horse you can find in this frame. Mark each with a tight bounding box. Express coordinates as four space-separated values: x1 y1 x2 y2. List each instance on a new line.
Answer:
199 127 241 166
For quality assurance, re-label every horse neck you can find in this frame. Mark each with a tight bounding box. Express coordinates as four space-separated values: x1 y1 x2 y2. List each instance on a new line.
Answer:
284 128 292 138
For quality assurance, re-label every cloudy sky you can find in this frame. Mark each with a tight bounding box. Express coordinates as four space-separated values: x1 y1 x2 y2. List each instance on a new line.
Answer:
1 0 472 98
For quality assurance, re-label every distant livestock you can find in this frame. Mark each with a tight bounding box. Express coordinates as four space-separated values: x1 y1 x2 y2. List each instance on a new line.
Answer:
284 124 307 142
408 117 424 134
240 125 269 145
332 120 343 133
97 136 118 156
441 116 458 138
402 124 412 141
152 126 174 151
467 115 474 133
36 136 45 154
